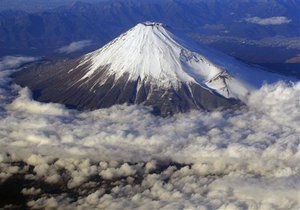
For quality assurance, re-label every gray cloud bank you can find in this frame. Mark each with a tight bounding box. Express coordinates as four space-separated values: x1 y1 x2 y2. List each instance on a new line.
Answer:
0 56 299 209
58 40 93 54
245 16 291 25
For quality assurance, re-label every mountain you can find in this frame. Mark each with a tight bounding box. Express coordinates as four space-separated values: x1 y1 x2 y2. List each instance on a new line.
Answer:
0 0 299 58
12 22 290 116
0 0 108 12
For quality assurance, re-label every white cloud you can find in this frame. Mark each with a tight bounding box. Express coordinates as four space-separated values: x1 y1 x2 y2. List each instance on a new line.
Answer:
58 40 92 54
21 187 41 195
99 163 136 180
0 56 38 70
8 87 69 116
245 16 291 25
0 56 299 209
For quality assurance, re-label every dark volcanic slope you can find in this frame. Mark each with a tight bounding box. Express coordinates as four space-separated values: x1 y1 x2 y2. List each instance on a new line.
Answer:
12 59 239 116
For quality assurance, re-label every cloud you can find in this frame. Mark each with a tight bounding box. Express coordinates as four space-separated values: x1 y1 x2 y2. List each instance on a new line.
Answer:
57 40 93 54
0 56 299 209
0 56 38 70
8 87 69 116
1 156 299 209
245 16 291 25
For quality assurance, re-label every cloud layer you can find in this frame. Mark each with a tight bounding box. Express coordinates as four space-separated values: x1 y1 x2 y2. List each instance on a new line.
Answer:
0 56 299 209
245 16 291 25
58 40 93 54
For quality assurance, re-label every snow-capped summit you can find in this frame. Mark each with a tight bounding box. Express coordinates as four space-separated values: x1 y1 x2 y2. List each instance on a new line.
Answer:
78 22 240 98
13 22 291 116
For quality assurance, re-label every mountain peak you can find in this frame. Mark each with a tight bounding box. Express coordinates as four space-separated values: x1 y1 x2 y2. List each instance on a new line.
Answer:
140 21 165 27
135 22 167 36
79 22 234 97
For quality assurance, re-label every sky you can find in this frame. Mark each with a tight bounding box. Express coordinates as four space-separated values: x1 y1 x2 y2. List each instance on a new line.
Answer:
0 56 299 209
